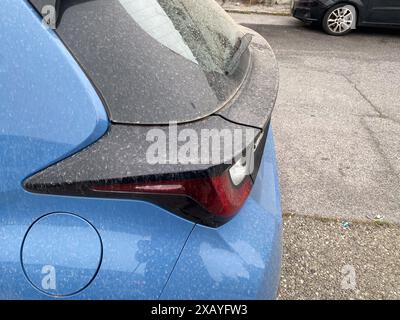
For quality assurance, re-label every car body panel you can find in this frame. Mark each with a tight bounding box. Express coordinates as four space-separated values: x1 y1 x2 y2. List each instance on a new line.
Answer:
0 0 109 172
365 0 400 25
1 196 195 299
291 0 330 23
161 130 282 300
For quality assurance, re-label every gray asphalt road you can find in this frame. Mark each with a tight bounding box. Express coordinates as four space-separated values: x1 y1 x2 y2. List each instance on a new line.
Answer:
232 14 400 299
241 16 400 224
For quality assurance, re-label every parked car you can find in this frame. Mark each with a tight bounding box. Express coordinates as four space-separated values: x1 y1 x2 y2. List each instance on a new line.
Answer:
292 0 400 35
0 0 282 299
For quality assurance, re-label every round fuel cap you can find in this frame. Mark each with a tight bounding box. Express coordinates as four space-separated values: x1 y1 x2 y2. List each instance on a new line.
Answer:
21 213 102 296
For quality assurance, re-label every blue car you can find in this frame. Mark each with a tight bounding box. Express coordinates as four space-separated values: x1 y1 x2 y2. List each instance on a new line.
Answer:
0 0 282 299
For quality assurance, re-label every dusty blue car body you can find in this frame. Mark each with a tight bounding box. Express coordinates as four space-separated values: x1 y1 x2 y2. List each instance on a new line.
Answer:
0 0 282 299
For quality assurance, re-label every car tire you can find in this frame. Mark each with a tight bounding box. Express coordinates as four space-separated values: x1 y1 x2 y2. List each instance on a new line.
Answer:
322 4 357 36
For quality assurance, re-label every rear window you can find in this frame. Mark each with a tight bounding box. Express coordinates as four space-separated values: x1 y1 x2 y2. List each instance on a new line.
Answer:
30 0 252 124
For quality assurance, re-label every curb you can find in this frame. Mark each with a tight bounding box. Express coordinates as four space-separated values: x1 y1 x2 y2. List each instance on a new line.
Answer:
225 8 291 16
221 3 292 16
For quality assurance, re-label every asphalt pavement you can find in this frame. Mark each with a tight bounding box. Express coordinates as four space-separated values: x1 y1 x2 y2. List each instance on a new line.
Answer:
232 14 400 299
243 15 400 224
280 213 400 300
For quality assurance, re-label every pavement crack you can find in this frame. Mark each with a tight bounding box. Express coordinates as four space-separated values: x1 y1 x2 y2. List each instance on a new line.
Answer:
281 63 400 180
340 74 400 126
344 75 400 179
283 63 400 125
341 75 382 117
359 117 400 179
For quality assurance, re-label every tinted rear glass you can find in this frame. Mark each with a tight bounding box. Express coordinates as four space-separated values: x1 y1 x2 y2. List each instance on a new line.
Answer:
30 0 251 124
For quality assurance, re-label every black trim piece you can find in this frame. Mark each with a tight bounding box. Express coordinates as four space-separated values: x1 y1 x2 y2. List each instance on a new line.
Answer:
24 118 266 228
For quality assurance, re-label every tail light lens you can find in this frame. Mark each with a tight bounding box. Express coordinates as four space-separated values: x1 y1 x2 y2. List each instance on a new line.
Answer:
92 165 253 219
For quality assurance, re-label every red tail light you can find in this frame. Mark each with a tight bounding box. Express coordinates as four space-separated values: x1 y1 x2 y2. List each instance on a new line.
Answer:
92 169 253 218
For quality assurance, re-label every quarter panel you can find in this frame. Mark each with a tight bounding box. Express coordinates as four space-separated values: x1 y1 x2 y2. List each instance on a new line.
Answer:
160 129 283 300
0 195 194 299
0 0 109 177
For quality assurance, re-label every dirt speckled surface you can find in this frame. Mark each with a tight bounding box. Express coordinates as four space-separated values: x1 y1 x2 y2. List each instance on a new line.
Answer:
279 214 400 300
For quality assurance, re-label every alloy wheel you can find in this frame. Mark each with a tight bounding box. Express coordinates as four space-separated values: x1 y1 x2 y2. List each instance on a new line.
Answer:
327 7 354 34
